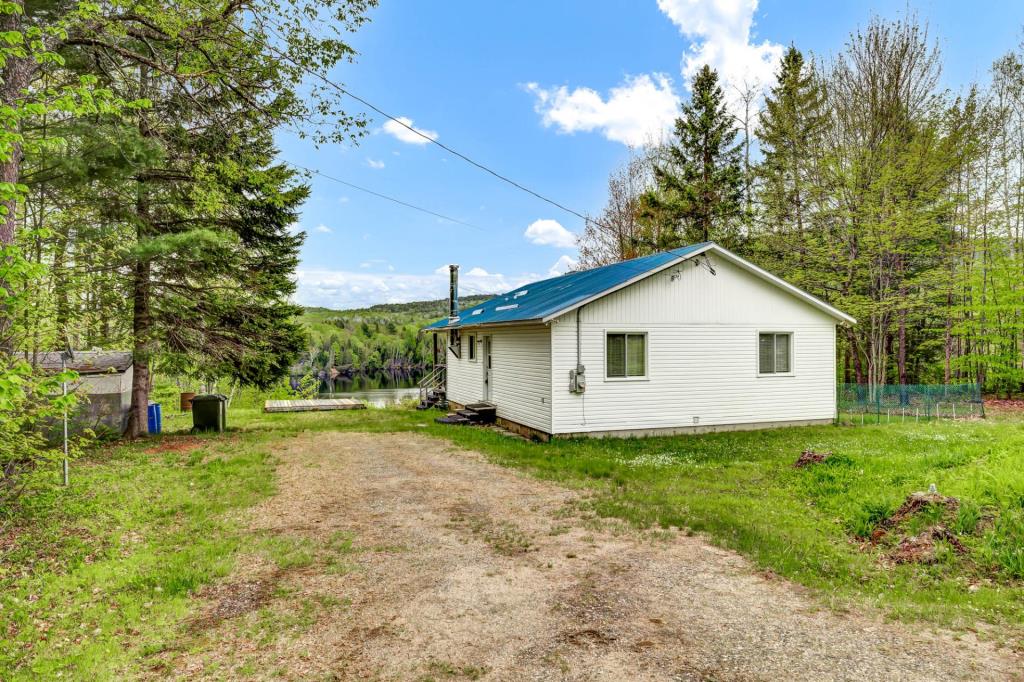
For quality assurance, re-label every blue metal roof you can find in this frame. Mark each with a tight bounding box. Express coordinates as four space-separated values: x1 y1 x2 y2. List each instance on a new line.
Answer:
425 242 711 330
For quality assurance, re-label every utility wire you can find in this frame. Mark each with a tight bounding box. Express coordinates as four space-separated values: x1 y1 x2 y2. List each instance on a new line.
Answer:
243 13 603 228
291 162 483 231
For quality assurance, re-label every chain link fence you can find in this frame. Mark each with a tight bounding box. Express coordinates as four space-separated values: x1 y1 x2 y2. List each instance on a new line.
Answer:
838 383 984 423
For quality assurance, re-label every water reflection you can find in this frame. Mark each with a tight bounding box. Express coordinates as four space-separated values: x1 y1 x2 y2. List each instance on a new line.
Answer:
312 370 426 407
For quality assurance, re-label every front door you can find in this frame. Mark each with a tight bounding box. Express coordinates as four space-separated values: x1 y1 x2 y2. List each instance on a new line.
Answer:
482 336 492 401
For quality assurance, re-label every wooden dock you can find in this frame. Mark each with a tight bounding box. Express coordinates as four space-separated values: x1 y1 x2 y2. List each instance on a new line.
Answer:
263 398 366 413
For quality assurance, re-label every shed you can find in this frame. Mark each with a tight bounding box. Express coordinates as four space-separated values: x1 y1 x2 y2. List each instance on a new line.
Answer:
36 351 133 434
424 242 855 439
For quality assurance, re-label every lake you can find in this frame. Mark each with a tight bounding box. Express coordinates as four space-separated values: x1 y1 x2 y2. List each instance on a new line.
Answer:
316 372 424 407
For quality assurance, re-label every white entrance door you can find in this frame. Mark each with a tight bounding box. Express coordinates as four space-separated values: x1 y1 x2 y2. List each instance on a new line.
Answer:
482 336 492 401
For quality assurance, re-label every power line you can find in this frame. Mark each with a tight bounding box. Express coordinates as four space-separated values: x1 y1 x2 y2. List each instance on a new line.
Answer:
291 163 483 231
245 14 603 228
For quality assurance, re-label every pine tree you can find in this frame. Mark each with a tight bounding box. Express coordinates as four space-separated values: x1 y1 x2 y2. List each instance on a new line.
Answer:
756 46 826 260
640 65 744 248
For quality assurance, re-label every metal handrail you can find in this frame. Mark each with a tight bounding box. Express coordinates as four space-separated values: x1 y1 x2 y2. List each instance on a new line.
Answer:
418 365 446 403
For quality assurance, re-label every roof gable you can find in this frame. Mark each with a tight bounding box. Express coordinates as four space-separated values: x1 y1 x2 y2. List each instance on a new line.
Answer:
424 242 854 330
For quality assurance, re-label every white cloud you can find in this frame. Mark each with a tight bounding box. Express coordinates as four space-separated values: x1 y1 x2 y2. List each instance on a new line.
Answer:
338 196 350 204
381 116 439 145
548 254 578 277
524 219 577 249
657 0 783 106
366 158 386 169
295 266 539 309
525 74 679 147
525 1 783 143
314 224 332 233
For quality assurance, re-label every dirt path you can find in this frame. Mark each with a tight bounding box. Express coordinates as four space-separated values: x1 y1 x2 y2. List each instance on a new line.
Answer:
166 432 1020 681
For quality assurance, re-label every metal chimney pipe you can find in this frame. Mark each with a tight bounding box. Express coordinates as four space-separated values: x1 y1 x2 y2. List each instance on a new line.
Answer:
448 264 459 322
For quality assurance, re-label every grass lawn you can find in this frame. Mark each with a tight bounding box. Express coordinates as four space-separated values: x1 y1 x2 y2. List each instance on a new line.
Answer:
1 406 1022 678
0 421 277 679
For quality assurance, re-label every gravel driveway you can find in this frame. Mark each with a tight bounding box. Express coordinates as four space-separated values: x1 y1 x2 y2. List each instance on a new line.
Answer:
168 431 1020 681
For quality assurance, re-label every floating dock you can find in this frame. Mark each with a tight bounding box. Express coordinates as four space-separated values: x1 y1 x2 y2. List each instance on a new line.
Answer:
263 398 366 413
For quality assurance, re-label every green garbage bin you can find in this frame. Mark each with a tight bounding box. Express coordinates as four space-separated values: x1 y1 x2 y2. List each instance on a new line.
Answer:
191 394 227 432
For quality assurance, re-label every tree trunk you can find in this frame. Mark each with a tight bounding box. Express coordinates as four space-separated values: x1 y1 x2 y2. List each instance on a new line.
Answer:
897 304 908 386
126 65 155 438
0 0 33 350
944 290 953 384
126 258 152 438
51 226 71 344
846 327 867 384
0 0 30 247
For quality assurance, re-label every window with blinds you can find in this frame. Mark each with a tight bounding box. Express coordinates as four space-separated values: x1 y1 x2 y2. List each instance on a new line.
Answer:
606 333 646 378
758 332 792 374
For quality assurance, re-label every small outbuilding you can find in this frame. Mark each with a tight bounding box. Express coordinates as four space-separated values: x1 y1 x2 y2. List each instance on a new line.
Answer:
424 242 855 439
37 350 133 435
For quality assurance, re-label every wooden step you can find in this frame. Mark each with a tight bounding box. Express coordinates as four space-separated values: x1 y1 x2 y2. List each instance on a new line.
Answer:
464 403 496 423
435 413 471 425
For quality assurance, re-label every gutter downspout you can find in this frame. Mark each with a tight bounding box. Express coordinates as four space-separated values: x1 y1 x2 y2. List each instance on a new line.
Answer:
577 305 586 426
576 307 581 370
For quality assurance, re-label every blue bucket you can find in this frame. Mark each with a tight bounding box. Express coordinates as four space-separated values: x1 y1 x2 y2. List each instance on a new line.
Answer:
147 402 162 435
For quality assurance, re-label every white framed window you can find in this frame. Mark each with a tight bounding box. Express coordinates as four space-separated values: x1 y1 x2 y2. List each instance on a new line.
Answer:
606 332 647 379
758 332 792 375
467 334 476 361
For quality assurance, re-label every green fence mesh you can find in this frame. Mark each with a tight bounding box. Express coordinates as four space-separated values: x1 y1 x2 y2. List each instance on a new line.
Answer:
838 383 984 422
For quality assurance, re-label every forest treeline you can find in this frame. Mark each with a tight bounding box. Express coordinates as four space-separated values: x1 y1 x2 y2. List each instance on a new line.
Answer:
579 17 1024 395
298 296 488 379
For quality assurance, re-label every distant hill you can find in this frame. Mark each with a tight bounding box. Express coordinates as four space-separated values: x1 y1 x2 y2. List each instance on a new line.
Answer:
296 295 492 380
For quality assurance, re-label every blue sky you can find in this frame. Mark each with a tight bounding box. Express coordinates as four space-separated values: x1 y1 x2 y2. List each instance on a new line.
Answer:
280 0 1024 309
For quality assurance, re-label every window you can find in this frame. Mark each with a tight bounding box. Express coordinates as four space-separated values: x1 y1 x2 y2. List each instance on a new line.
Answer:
606 333 646 378
448 329 461 359
468 335 476 361
759 332 792 374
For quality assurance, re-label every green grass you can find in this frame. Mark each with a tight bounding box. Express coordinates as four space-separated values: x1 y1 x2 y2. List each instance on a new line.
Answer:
0 431 276 679
2 405 1023 680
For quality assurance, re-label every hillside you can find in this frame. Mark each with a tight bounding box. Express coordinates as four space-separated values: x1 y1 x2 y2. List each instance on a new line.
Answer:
297 295 491 381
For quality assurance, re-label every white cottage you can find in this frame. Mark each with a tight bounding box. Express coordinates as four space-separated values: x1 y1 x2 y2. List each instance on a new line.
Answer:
424 242 855 440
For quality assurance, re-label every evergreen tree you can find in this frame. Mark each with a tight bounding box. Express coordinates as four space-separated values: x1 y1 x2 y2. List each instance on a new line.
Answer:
755 45 826 275
156 129 309 391
640 65 744 248
62 0 374 435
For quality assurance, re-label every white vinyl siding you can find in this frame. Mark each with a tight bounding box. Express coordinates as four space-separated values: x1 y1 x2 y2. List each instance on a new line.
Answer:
550 256 837 435
447 332 482 406
490 326 551 433
446 325 551 433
